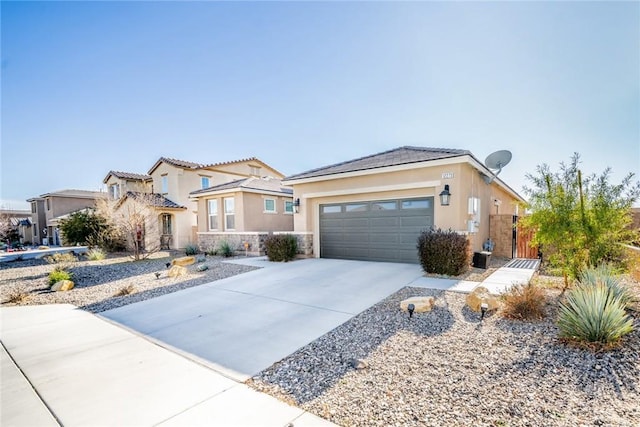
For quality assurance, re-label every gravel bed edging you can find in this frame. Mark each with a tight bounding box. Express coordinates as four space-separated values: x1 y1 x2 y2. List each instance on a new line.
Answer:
0 254 259 313
249 287 640 427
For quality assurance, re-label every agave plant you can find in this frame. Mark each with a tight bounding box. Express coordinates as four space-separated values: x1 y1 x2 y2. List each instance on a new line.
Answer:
579 264 635 308
557 283 633 344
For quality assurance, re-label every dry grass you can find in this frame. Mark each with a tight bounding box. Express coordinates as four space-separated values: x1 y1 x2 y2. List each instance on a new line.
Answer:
4 290 30 304
501 282 547 320
113 284 135 297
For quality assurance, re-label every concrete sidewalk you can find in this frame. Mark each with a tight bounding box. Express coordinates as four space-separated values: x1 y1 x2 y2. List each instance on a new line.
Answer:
0 304 335 427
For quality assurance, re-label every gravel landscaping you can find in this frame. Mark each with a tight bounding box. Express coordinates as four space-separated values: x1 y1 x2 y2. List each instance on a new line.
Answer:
249 286 640 427
0 251 258 313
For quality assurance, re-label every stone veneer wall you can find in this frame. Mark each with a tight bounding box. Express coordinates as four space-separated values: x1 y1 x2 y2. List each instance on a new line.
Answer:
197 232 313 257
489 215 515 259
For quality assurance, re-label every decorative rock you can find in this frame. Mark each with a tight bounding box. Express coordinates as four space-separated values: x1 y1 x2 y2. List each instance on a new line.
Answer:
400 296 435 313
51 280 74 292
196 264 209 272
466 286 500 312
168 265 187 278
196 255 206 263
349 358 368 370
38 246 50 250
172 256 195 267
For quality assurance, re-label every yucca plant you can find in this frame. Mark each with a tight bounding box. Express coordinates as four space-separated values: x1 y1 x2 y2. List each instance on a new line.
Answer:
557 283 633 345
579 264 634 308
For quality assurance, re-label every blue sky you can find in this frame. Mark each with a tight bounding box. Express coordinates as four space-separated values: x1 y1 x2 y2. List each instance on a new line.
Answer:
2 1 638 210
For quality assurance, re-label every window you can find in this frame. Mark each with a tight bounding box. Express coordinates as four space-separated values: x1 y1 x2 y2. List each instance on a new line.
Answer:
31 202 36 214
224 197 235 230
201 176 210 189
109 184 119 199
161 175 168 194
401 199 431 209
250 166 261 176
284 200 294 214
345 203 368 212
46 199 50 211
33 223 38 237
322 205 341 213
371 201 396 211
161 214 172 235
208 199 218 230
264 198 276 213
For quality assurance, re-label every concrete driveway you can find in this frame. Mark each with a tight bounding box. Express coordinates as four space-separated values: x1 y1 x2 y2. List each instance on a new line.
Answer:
102 258 453 380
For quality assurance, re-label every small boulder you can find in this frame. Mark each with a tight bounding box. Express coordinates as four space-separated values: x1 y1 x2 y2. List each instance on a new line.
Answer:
400 296 435 313
349 358 368 370
466 286 500 312
172 256 195 267
51 280 74 292
196 264 209 272
38 246 50 250
168 265 187 278
196 255 206 263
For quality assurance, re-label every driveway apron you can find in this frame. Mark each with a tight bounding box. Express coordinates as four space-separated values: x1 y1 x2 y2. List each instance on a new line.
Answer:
101 258 426 380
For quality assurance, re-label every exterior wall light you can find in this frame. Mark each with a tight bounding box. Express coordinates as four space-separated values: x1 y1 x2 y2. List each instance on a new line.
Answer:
439 185 451 206
293 198 300 213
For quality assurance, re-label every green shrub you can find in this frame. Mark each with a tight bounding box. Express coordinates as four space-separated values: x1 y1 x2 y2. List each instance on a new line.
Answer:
579 264 635 308
184 244 199 256
218 241 234 258
48 268 72 286
501 282 546 320
265 235 297 262
86 248 106 261
557 283 633 346
417 228 470 276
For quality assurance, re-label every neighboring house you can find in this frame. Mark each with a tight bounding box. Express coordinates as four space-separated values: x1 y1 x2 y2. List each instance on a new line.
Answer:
190 176 294 252
103 171 153 199
105 156 285 250
282 146 525 264
0 208 33 245
26 190 106 245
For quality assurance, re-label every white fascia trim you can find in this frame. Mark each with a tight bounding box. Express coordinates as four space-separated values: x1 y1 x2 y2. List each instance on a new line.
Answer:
190 188 292 200
283 157 465 185
301 180 442 199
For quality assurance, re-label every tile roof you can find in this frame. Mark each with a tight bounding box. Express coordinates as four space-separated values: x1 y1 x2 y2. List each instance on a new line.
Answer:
37 189 107 199
190 177 293 196
284 146 471 181
125 192 186 209
104 171 152 182
148 156 264 175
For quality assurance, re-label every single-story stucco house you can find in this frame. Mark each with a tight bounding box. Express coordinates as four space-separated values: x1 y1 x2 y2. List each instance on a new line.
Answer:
282 146 526 264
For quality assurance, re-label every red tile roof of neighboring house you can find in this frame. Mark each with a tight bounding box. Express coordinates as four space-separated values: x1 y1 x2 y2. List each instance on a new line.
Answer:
122 192 186 210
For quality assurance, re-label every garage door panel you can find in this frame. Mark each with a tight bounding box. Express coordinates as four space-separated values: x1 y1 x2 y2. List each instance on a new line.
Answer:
320 197 433 264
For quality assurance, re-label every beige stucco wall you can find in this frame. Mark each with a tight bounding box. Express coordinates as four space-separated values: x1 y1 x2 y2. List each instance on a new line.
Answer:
290 161 522 256
195 191 293 233
46 196 99 224
104 176 151 197
210 160 284 179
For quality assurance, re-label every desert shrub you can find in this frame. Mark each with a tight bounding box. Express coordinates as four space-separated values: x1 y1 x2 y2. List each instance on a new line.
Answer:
501 282 546 320
557 282 633 346
184 244 199 256
417 228 470 276
205 247 218 256
218 241 234 258
45 252 78 265
114 285 135 297
5 290 29 304
86 248 106 261
48 267 72 286
579 264 635 308
265 235 297 262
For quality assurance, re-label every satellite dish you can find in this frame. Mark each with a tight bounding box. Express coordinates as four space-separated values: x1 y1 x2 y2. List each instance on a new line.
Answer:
482 150 512 184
